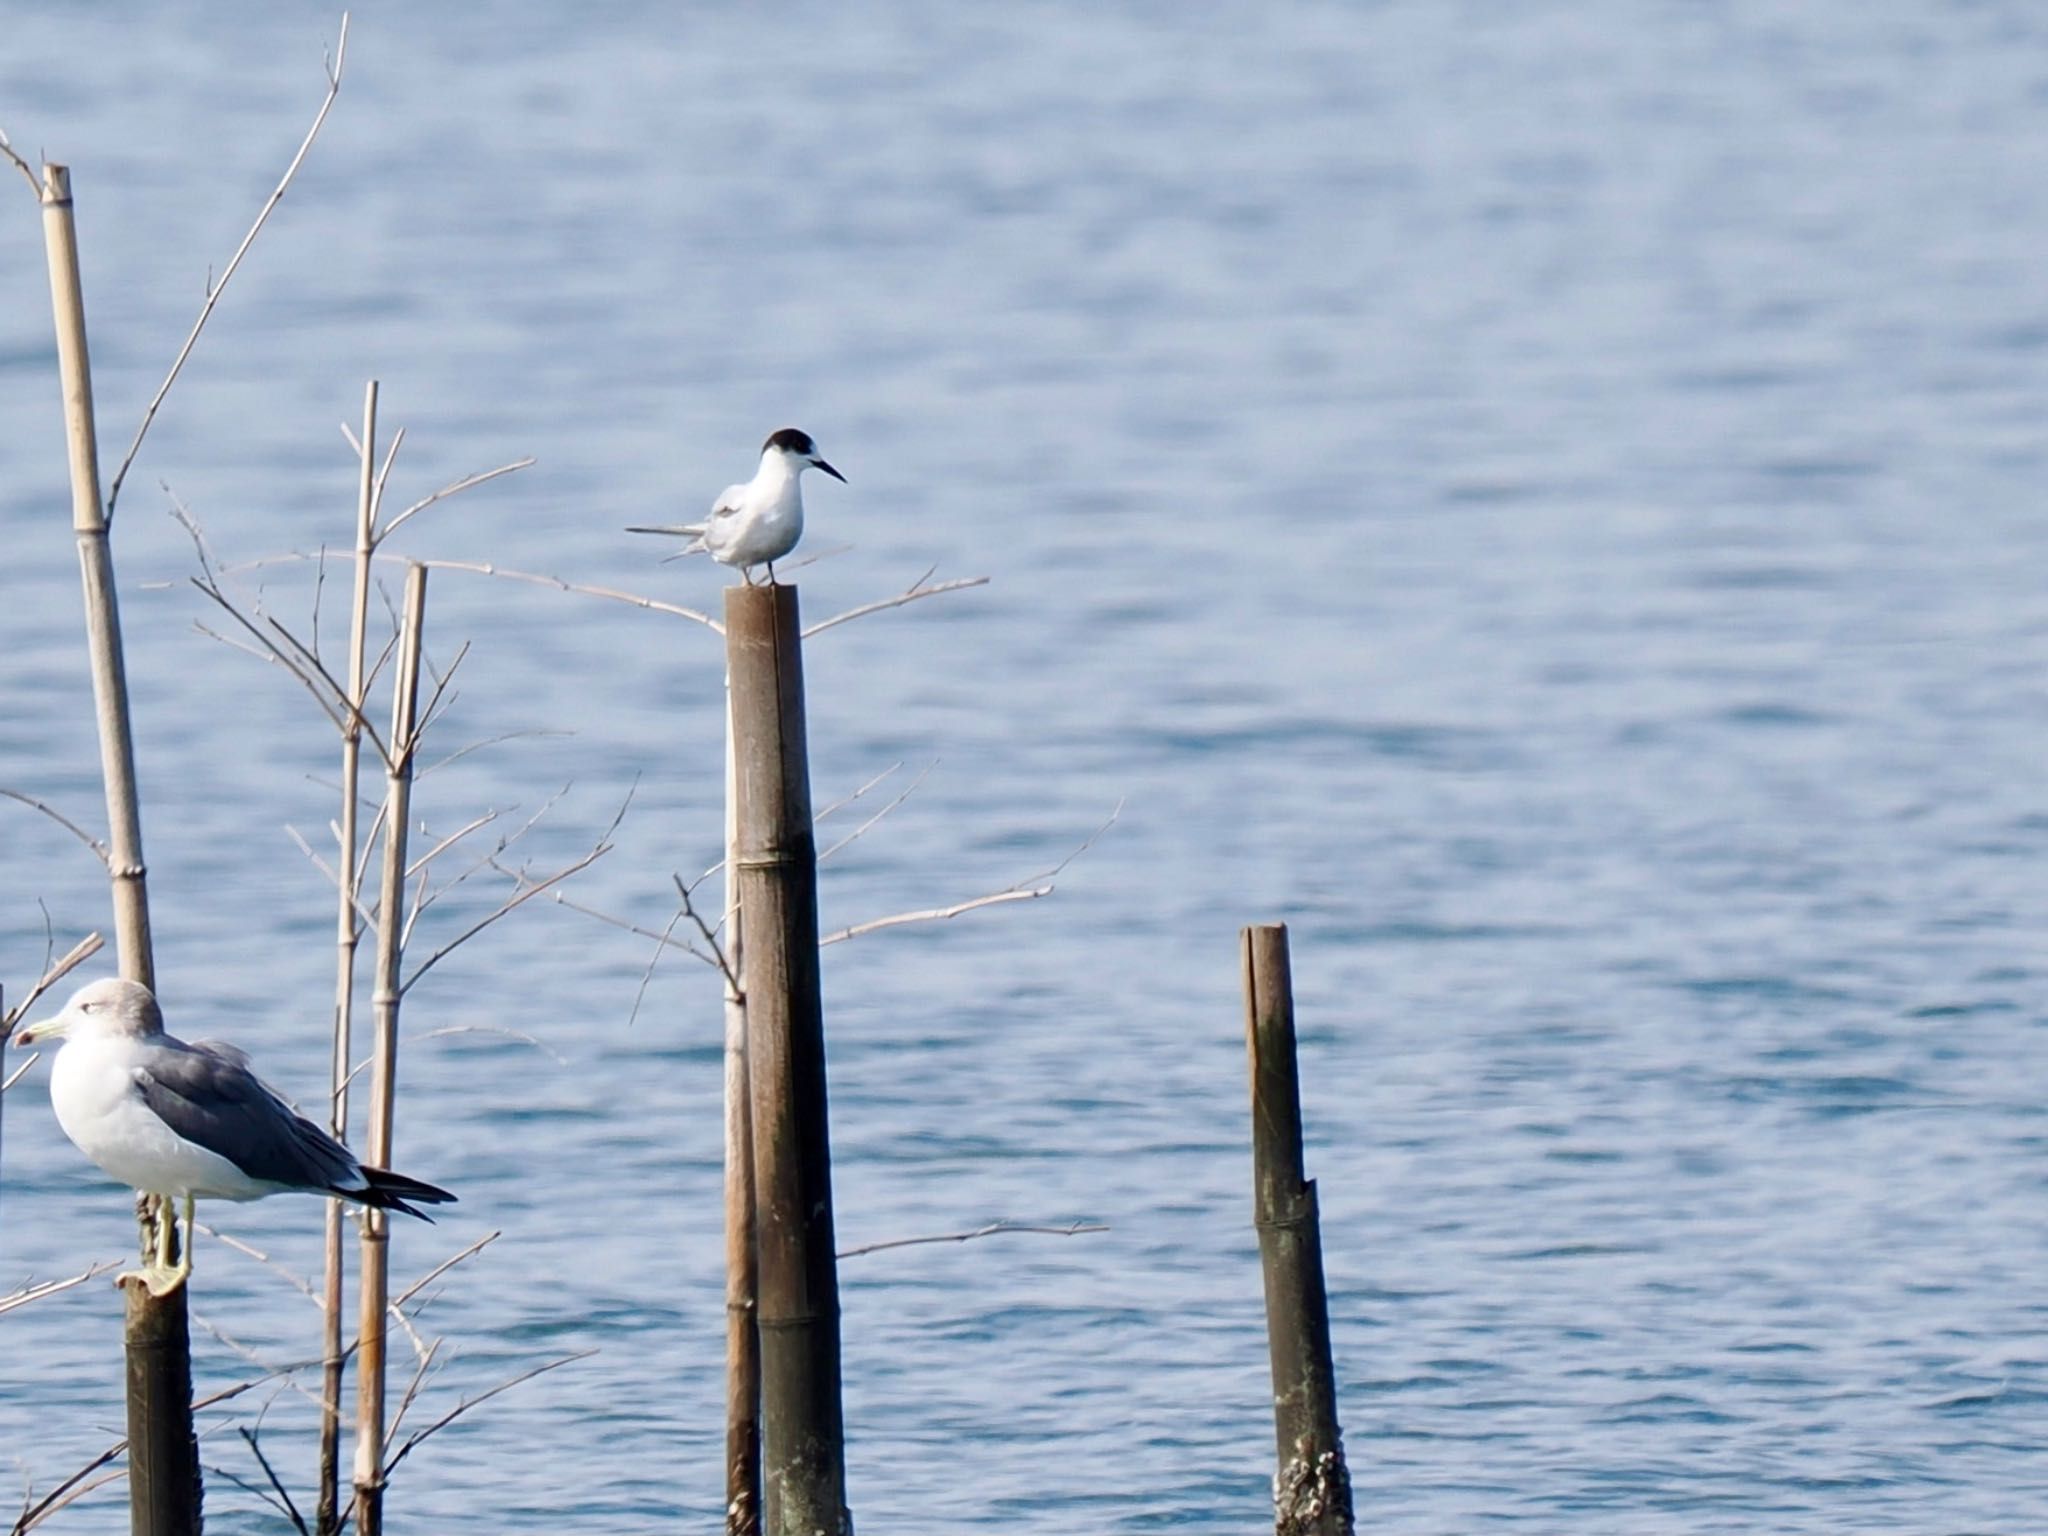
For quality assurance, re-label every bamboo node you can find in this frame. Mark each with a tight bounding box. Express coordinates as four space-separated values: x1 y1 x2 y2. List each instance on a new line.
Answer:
756 1312 826 1331
108 860 148 880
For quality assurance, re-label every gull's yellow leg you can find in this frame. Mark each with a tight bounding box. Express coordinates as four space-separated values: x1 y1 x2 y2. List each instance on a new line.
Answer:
145 1194 196 1297
121 1193 193 1297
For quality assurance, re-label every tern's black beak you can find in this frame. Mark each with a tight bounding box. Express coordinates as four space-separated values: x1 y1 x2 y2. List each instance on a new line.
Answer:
811 458 847 484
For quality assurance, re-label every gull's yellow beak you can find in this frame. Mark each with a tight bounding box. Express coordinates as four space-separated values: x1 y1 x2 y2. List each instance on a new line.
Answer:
10 1015 67 1048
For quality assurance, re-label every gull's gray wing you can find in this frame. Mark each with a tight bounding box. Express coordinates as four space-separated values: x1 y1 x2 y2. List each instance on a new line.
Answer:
130 1038 358 1192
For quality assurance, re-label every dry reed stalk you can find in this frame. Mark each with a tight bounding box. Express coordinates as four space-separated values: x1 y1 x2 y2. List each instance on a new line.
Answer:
351 563 427 1536
38 158 201 1536
726 583 849 1536
318 378 383 1536
723 681 760 1536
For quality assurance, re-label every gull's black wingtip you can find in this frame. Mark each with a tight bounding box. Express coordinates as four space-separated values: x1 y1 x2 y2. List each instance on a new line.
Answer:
356 1166 457 1222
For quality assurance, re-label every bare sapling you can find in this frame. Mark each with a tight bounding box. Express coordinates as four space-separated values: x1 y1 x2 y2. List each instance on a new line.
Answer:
318 378 382 1536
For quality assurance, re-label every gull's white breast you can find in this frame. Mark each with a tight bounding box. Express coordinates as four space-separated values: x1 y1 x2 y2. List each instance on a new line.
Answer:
47 1035 277 1201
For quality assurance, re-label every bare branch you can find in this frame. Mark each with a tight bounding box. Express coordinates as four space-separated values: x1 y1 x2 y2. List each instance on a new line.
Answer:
838 1219 1109 1260
105 13 350 520
0 1261 119 1317
536 886 724 967
820 802 1120 946
420 728 572 779
391 1230 501 1314
3 1055 37 1094
2 932 106 1029
198 1224 318 1305
234 1428 310 1536
401 838 615 994
626 903 691 1026
405 787 573 943
803 570 989 639
0 125 39 198
218 550 724 631
819 760 935 863
671 873 742 999
814 761 904 823
385 1336 442 1449
0 788 110 867
13 1438 126 1534
408 1024 567 1066
405 810 499 879
381 1351 595 1477
820 886 1050 944
378 457 536 542
417 560 722 632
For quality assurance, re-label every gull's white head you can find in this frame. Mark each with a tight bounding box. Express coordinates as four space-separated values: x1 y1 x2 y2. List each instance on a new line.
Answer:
761 426 847 484
12 977 164 1047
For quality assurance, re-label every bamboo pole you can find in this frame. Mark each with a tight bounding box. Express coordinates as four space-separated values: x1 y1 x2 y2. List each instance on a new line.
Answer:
1242 924 1353 1536
319 379 382 1536
723 680 761 1536
352 562 427 1536
39 160 202 1536
725 583 849 1536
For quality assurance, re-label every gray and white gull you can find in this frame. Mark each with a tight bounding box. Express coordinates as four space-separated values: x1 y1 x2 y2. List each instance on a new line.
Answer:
12 977 453 1295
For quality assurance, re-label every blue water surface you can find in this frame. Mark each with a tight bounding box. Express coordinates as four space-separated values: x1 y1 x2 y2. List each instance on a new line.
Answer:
4 5 2048 1531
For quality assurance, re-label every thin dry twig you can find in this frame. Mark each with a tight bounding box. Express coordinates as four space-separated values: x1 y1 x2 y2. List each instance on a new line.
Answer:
385 1337 443 1449
803 569 989 639
818 760 936 863
378 457 536 542
627 904 690 1026
0 126 39 198
391 1230 500 1314
814 761 905 823
2 933 106 1029
424 560 723 632
671 872 741 999
0 789 110 868
231 1427 311 1536
198 1225 318 1305
379 1350 595 1478
0 1262 119 1317
820 802 1120 946
838 1219 1109 1260
400 786 631 993
220 550 724 631
105 13 350 521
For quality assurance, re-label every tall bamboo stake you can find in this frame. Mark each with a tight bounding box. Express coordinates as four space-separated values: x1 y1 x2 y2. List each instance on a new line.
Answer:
726 583 849 1536
723 680 761 1536
319 379 382 1536
352 562 426 1536
1242 924 1353 1536
39 159 201 1536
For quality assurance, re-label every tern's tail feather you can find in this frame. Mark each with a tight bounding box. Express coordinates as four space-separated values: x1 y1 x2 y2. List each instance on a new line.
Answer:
346 1166 457 1222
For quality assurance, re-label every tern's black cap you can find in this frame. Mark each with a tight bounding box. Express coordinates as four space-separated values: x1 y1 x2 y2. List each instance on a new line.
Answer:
763 427 818 457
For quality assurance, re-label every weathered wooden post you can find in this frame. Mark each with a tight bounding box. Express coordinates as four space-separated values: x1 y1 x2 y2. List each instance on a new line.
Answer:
40 159 203 1536
1242 923 1353 1536
726 583 850 1536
